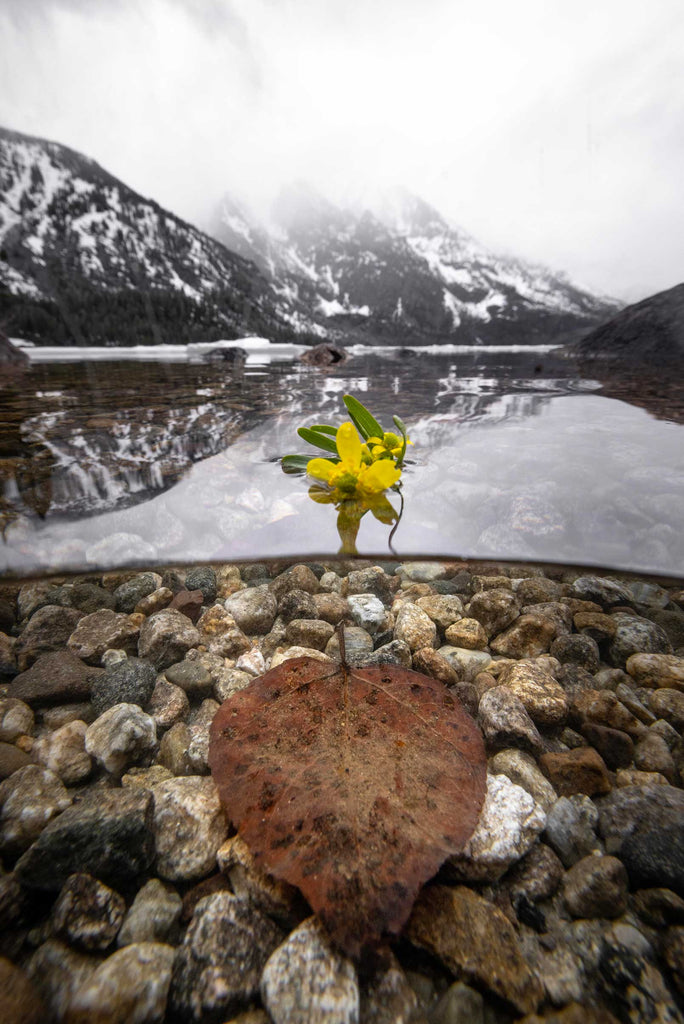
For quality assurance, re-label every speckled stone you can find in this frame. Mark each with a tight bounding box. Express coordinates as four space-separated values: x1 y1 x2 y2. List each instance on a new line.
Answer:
261 917 358 1024
563 854 628 918
626 653 684 689
543 794 601 867
479 687 544 755
117 878 182 947
67 942 175 1024
224 584 278 634
393 603 437 652
444 617 488 650
497 660 569 727
152 776 228 882
489 749 557 810
447 772 546 882
170 892 283 1023
490 614 556 659
67 609 138 666
52 872 126 950
85 703 157 777
138 610 200 670
467 588 520 639
0 764 71 856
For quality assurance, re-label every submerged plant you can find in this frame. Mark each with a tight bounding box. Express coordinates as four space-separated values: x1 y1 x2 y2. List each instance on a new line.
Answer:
281 393 412 554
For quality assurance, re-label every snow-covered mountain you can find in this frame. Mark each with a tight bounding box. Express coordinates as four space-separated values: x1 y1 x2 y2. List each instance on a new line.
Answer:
0 125 620 348
211 182 621 346
0 126 319 346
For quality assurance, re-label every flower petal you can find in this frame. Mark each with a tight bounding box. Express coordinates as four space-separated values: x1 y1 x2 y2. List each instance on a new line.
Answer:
335 421 362 470
360 460 401 493
307 458 337 484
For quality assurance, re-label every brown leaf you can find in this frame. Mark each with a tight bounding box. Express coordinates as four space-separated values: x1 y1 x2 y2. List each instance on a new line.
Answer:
208 657 486 956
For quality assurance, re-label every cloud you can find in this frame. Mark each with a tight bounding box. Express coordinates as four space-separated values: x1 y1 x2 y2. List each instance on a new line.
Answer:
0 0 682 298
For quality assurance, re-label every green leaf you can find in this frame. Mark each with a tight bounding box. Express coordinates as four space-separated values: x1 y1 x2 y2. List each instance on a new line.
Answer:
309 424 338 436
297 426 340 455
280 454 312 474
343 394 384 440
393 415 408 468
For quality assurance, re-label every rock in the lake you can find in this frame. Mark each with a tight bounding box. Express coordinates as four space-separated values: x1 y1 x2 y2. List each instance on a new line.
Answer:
52 872 126 950
570 576 633 608
185 567 217 604
468 588 520 638
489 749 557 810
648 687 684 729
217 834 303 929
197 605 251 658
33 719 92 785
544 794 602 867
91 657 157 715
261 916 358 1024
620 820 684 897
393 603 437 651
117 878 182 947
563 854 628 919
9 650 102 705
626 652 684 689
285 618 336 650
169 892 283 1022
152 776 228 881
444 617 488 650
67 609 139 665
478 686 544 754
437 645 492 681
608 614 673 668
447 772 546 882
0 764 71 856
0 741 34 779
415 594 464 632
138 610 200 670
224 584 278 634
497 659 569 727
164 660 213 698
85 703 157 776
490 613 556 659
0 697 34 742
551 633 601 673
16 606 84 670
15 787 155 890
539 748 612 797
67 941 174 1024
406 884 543 1015
114 573 162 613
346 594 390 634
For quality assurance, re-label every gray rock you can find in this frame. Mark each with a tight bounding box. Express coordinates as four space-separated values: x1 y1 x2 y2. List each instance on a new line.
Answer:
270 564 319 601
197 605 252 658
15 787 155 890
544 794 602 867
164 660 213 697
599 930 680 1024
551 633 601 673
152 776 228 881
68 609 139 666
57 582 116 615
325 626 373 665
0 764 71 856
447 773 546 882
138 610 200 670
621 819 684 896
261 917 358 1024
170 892 283 1022
345 566 395 604
27 939 102 1023
346 594 389 635
362 640 412 668
489 613 556 659
224 585 277 635
437 645 492 681
186 699 220 774
85 703 157 776
212 667 252 703
496 659 569 727
467 588 520 639
506 842 564 903
0 631 17 676
479 687 543 754
489 749 557 811
185 567 217 604
17 580 58 620
278 589 318 623
571 575 634 607
609 614 673 668
117 879 182 947
91 657 157 716
17 605 83 669
596 783 684 853
114 573 162 613
67 942 174 1024
52 872 126 950
396 562 447 583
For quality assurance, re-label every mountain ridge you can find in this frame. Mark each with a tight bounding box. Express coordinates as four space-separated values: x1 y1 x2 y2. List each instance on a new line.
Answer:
1 125 620 347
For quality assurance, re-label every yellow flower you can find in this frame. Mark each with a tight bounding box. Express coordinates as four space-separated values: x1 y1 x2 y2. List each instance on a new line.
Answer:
307 422 401 497
367 430 412 460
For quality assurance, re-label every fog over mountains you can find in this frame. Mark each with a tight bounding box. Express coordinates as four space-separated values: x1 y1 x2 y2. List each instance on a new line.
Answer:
0 126 621 348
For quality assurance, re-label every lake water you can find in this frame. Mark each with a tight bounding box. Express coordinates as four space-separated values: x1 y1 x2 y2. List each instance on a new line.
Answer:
1 341 683 578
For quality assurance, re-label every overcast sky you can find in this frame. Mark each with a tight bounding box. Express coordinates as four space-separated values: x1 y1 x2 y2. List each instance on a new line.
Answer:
1 0 683 300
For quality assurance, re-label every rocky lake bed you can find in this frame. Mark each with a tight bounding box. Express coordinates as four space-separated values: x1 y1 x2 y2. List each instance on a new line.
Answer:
0 557 684 1024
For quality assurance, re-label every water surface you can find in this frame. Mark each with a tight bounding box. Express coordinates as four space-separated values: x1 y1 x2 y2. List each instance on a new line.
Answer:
1 343 682 576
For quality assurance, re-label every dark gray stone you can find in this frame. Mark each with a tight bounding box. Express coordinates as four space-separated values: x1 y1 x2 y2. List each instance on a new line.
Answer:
114 574 161 613
185 568 217 605
609 615 673 668
15 787 155 891
91 658 157 715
